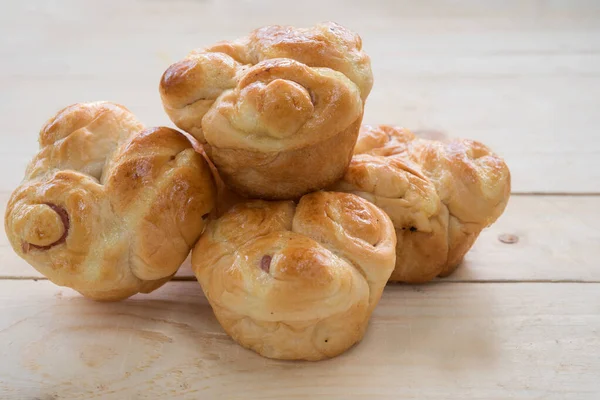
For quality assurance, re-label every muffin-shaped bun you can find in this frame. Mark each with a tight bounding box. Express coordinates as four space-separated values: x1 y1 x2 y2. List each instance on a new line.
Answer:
332 125 511 282
160 22 372 199
5 102 217 300
192 191 395 360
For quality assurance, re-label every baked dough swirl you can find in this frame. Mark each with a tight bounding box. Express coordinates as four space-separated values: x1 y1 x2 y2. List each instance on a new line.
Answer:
4 102 216 300
192 191 395 360
160 22 373 199
333 125 511 283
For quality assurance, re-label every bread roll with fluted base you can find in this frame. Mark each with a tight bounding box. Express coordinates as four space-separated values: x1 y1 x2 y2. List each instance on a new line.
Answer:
4 102 216 301
160 22 373 199
192 191 395 360
332 125 511 283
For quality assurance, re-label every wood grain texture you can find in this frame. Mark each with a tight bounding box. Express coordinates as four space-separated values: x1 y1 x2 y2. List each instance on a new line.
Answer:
0 280 599 399
1 2 599 398
2 194 599 282
1 0 599 192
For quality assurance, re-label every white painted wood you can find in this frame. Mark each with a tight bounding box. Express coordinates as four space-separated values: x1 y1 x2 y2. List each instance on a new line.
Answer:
0 281 598 399
1 0 599 192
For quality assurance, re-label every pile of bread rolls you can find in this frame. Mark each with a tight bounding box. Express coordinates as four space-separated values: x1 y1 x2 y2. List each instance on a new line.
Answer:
4 22 510 361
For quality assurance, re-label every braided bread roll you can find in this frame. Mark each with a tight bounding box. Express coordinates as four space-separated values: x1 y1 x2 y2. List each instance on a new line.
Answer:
4 102 216 300
192 191 395 360
332 125 511 283
160 22 372 199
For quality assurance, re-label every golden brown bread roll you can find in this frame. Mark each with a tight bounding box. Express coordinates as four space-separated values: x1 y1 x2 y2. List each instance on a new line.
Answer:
160 22 373 199
332 125 511 283
192 191 396 360
4 102 217 300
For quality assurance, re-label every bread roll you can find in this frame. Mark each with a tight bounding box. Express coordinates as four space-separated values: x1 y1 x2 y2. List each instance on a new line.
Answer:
192 191 395 360
160 22 373 199
4 102 217 300
332 125 511 282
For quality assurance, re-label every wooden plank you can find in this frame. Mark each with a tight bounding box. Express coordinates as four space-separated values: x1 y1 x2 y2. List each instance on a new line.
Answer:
450 194 600 282
0 280 598 399
2 194 599 282
1 0 600 192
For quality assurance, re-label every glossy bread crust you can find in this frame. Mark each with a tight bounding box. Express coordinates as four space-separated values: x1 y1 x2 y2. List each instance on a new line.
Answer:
192 191 396 360
160 22 373 199
332 125 511 283
5 102 217 300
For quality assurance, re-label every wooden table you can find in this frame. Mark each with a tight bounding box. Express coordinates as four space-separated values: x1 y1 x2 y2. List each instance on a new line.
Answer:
1 1 599 398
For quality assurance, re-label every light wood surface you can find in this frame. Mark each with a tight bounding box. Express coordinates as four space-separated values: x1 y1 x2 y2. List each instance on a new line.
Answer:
1 0 599 398
1 281 599 399
1 0 600 193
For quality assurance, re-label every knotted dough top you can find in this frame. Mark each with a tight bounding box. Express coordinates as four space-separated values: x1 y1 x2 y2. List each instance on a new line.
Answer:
5 102 216 300
160 22 372 153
